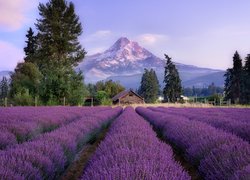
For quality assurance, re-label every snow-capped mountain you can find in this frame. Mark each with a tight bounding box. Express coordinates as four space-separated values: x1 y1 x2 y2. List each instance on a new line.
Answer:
78 37 225 88
78 37 164 82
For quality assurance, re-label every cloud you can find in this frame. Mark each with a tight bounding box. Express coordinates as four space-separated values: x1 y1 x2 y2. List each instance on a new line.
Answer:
84 30 113 42
0 41 24 71
136 33 169 46
91 30 112 38
0 0 38 31
134 33 170 58
86 47 106 55
82 30 117 55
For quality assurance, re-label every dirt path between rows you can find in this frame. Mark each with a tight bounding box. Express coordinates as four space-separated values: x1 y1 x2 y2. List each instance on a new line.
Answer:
153 127 203 180
60 124 112 180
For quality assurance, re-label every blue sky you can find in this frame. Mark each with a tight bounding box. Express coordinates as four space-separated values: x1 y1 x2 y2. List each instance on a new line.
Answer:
1 0 250 71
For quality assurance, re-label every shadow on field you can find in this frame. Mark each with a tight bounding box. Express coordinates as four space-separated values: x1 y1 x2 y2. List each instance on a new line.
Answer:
60 122 112 180
152 126 203 180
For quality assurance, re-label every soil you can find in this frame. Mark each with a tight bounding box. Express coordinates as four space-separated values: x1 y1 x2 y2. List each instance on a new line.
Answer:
60 124 111 180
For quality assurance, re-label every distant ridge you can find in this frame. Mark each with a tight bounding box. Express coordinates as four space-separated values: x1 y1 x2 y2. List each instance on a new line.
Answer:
0 71 11 80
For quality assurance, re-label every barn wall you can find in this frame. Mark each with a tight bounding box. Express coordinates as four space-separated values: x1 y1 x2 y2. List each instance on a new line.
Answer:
120 93 144 104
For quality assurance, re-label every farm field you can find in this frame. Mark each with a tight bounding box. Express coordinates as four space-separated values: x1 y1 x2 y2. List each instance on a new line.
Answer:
0 106 249 179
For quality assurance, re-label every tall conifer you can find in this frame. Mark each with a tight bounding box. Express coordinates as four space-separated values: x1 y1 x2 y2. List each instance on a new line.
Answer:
163 54 182 102
242 54 250 103
35 0 86 104
224 51 243 104
24 27 38 63
138 68 160 103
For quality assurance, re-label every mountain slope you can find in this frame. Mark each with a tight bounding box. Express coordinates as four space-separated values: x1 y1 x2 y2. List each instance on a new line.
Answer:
78 37 164 82
78 37 225 88
182 71 225 87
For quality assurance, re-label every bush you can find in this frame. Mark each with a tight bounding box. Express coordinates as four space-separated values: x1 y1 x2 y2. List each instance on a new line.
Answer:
13 89 34 106
100 98 112 106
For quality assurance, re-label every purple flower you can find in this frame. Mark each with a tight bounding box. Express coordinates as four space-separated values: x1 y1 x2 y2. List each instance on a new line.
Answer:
83 107 190 179
136 107 250 180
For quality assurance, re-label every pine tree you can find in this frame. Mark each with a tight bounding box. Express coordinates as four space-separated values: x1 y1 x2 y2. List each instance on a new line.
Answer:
163 54 182 102
35 0 86 104
0 77 9 99
224 68 233 101
138 68 160 103
150 69 160 102
224 51 243 104
242 54 250 103
24 27 37 63
36 0 85 71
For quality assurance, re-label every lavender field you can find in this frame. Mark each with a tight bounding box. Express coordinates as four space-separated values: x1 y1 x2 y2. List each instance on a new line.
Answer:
0 106 250 179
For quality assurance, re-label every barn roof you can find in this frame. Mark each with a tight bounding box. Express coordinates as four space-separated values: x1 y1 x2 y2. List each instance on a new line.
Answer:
112 89 143 101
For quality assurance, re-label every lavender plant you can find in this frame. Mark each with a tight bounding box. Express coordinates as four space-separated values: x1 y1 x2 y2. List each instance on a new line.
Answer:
0 106 110 149
82 107 190 180
0 107 122 179
136 107 250 180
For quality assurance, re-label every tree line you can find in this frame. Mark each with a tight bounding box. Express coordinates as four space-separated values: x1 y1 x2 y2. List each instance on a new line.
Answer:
183 83 224 97
138 51 250 105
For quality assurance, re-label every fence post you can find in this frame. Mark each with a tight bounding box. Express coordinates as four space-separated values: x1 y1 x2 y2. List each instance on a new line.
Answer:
91 97 93 107
63 97 66 106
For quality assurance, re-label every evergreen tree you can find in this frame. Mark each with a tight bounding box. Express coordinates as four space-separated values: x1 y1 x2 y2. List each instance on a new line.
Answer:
208 82 217 96
138 68 160 103
35 0 86 104
138 69 149 100
224 51 243 104
36 0 85 71
0 77 9 99
24 27 38 63
163 54 182 102
242 54 250 103
224 68 233 101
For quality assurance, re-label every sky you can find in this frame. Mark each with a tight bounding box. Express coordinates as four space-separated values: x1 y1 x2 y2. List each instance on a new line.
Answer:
1 0 250 71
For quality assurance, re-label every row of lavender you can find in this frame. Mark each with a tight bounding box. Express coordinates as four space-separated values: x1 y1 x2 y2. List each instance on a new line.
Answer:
136 107 250 180
82 107 190 179
0 107 122 179
0 107 110 150
149 107 250 142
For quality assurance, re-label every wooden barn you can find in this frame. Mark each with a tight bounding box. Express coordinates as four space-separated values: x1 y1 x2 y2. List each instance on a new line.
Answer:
112 89 144 105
